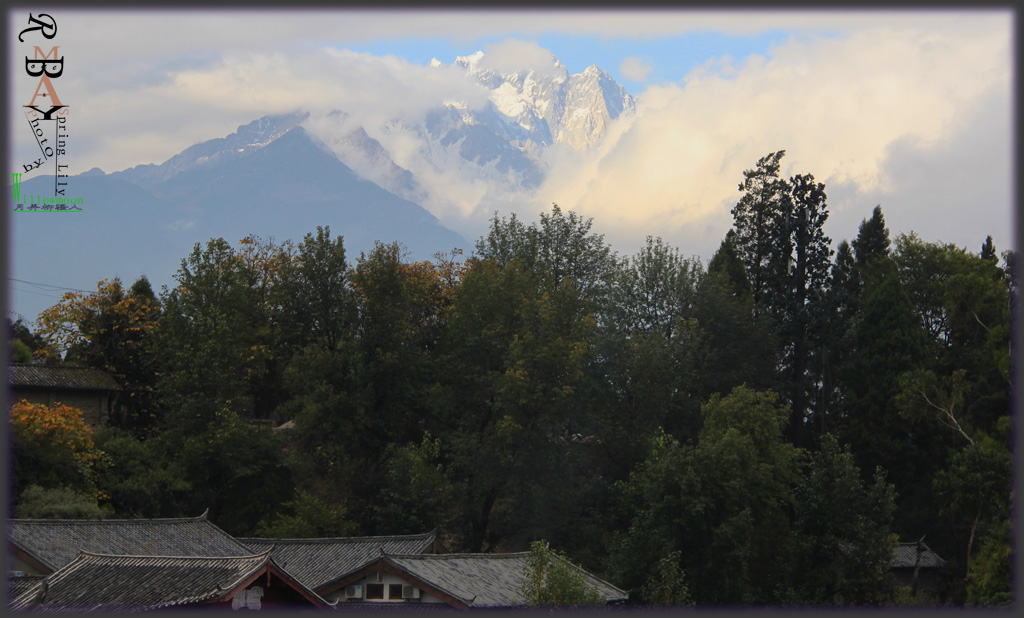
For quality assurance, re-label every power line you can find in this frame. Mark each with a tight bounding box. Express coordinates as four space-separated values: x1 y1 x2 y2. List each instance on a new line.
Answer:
11 286 64 299
7 278 90 294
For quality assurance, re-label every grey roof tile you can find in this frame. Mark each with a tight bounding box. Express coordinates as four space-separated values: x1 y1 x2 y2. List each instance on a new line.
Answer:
238 532 440 591
383 553 628 608
891 542 947 568
8 575 44 600
9 511 254 573
8 364 121 391
10 551 278 612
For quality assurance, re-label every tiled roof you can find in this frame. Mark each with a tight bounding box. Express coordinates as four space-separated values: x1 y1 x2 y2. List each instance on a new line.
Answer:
381 553 628 608
238 532 441 591
8 575 44 600
8 511 254 573
334 601 459 611
892 542 947 569
8 364 121 391
10 551 280 612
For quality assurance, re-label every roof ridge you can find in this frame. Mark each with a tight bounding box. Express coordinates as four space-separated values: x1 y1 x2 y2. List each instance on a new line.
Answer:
10 363 100 369
75 548 274 561
11 511 211 525
391 551 528 558
236 531 433 544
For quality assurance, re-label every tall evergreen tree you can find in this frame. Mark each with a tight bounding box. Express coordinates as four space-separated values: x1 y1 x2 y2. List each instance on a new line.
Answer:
839 257 943 541
852 205 891 273
690 235 780 404
815 240 856 435
731 150 793 312
786 173 833 446
731 152 833 446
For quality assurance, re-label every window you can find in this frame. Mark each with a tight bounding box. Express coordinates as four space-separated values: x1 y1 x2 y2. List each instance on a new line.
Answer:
366 584 384 600
389 584 404 600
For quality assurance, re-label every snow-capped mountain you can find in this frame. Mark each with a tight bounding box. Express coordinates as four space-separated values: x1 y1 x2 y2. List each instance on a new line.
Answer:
450 50 635 152
112 111 311 190
10 50 637 323
309 50 635 198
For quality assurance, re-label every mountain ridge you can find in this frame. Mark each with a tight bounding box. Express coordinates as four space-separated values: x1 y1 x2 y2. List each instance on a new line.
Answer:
10 49 635 323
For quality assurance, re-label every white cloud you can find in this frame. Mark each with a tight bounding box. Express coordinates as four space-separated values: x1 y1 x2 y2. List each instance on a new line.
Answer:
43 45 491 174
480 39 560 75
620 56 652 82
532 21 1012 258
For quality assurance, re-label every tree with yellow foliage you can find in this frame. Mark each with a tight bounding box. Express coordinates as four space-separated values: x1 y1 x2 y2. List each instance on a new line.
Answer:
35 276 162 434
9 400 107 501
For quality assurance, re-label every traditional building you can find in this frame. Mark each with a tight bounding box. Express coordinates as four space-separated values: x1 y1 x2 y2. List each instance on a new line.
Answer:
8 364 121 427
10 551 331 611
8 510 253 577
238 531 448 602
891 540 948 597
328 552 629 610
8 514 627 611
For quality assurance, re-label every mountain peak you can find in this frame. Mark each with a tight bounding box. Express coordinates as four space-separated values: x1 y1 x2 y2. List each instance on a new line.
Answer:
454 50 486 71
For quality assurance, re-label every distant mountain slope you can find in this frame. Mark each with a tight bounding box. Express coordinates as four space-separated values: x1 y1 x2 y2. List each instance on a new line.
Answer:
10 50 634 322
9 118 467 322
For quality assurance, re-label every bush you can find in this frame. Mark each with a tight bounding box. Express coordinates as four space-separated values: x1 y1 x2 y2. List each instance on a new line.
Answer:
521 540 606 607
15 485 112 519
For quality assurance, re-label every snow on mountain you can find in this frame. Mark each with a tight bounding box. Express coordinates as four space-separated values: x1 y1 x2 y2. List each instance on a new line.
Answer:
450 50 634 152
312 110 427 205
112 112 310 189
560 65 634 151
106 51 634 227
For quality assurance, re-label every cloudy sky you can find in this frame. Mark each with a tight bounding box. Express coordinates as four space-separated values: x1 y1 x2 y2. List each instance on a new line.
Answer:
7 8 1015 296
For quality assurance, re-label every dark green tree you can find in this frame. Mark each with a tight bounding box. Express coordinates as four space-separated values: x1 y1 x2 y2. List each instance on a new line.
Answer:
731 150 793 311
839 257 944 543
689 234 780 403
159 238 265 421
277 226 354 351
431 257 593 551
785 173 833 445
371 432 457 535
852 205 891 275
815 239 857 435
92 427 191 519
255 490 357 538
610 387 802 604
8 315 45 363
475 204 617 315
979 235 997 263
731 152 833 446
14 485 110 519
789 434 898 604
608 236 701 340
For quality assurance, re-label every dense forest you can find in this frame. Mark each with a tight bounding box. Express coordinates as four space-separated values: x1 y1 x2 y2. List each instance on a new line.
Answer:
8 151 1014 606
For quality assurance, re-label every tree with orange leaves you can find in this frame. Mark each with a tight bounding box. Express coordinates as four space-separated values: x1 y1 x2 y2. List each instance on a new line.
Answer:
34 276 162 434
9 400 106 500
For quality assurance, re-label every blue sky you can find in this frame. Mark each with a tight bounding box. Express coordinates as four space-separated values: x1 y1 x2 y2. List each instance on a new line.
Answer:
339 29 799 93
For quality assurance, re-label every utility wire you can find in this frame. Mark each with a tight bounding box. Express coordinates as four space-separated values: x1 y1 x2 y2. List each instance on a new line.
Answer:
11 287 64 299
7 278 90 294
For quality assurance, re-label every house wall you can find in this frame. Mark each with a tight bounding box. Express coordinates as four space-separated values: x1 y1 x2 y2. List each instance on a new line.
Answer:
329 571 446 605
11 388 110 427
893 568 944 597
9 554 46 577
